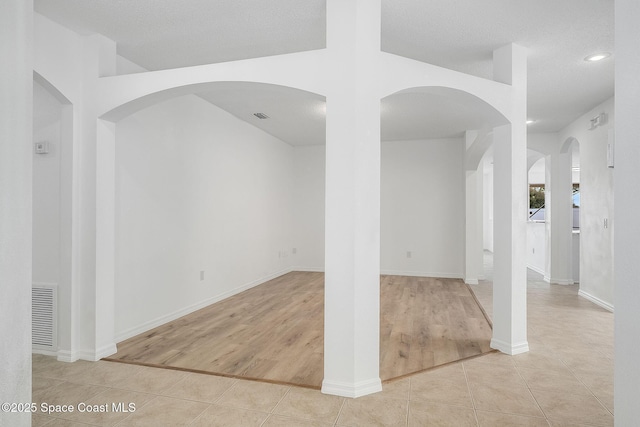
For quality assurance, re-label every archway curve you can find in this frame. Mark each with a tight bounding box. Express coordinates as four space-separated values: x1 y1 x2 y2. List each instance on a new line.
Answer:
378 54 517 124
527 148 545 172
100 81 327 127
33 71 72 106
382 86 509 135
381 86 509 172
561 136 579 154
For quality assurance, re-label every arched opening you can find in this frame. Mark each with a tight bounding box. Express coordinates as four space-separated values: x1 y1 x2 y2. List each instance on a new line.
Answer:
378 86 509 378
102 81 329 387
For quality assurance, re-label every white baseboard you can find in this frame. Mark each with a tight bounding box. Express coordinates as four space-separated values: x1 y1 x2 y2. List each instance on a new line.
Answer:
293 268 463 280
464 278 479 285
35 345 114 363
490 338 530 355
527 265 545 276
292 266 324 272
579 290 614 312
115 267 293 343
56 349 78 362
550 278 574 285
321 378 382 398
76 343 118 361
32 348 58 358
379 270 463 279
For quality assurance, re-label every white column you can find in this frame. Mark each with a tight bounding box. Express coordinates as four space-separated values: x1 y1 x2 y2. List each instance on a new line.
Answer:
76 34 118 360
0 0 33 425
491 44 529 355
544 150 573 284
322 0 382 398
465 131 484 284
615 0 640 422
95 119 117 358
465 170 483 284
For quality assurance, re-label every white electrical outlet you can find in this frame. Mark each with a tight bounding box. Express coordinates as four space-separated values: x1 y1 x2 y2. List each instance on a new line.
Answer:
200 271 205 281
407 251 412 258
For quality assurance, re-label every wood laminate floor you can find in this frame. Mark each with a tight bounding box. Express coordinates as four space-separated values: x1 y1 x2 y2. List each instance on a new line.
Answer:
106 271 493 389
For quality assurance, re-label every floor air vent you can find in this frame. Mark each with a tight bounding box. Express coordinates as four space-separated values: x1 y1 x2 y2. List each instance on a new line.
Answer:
32 283 57 351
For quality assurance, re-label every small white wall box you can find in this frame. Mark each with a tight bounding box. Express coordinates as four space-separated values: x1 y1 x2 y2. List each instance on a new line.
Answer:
607 129 615 168
34 142 49 154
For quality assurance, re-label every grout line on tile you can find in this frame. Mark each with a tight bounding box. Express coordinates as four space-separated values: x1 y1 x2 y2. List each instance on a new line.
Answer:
212 379 238 404
461 361 480 426
270 386 291 414
269 387 291 414
258 412 272 427
333 397 347 426
187 403 212 426
405 377 412 427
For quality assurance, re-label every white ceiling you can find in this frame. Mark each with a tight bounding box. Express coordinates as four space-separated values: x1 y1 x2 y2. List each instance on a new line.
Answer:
35 0 614 145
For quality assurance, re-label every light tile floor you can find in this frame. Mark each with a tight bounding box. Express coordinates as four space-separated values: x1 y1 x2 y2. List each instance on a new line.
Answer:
31 259 613 426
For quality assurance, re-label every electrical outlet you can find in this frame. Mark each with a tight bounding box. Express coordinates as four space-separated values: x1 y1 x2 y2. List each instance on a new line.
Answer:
200 271 204 281
407 251 412 258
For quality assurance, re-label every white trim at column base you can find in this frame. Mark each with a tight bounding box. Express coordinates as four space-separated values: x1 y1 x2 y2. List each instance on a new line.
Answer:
77 343 117 361
56 349 79 362
321 378 382 398
578 290 614 312
490 339 529 355
464 278 479 285
550 278 574 285
527 265 545 276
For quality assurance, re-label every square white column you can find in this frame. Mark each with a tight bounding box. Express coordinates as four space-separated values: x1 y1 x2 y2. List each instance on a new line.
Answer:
544 149 573 285
0 0 33 425
491 44 529 355
614 0 640 422
322 0 382 398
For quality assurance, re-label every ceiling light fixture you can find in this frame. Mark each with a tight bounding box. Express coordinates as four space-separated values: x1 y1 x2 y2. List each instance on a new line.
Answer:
584 52 611 62
253 112 269 119
526 119 536 124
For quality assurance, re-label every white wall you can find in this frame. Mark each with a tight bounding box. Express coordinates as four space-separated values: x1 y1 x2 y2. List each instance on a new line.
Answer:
291 138 466 278
381 138 465 277
114 94 295 340
33 81 62 285
527 222 546 275
483 161 494 252
293 145 325 270
559 97 614 308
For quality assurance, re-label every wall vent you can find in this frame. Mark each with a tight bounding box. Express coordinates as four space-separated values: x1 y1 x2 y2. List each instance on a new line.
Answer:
32 283 58 351
253 112 269 119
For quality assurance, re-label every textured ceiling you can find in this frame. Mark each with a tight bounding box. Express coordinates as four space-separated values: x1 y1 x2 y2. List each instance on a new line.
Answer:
35 0 326 70
34 0 614 144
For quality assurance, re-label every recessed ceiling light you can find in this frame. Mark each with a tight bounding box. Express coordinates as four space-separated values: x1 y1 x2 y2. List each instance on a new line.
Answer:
253 112 269 119
584 52 611 62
